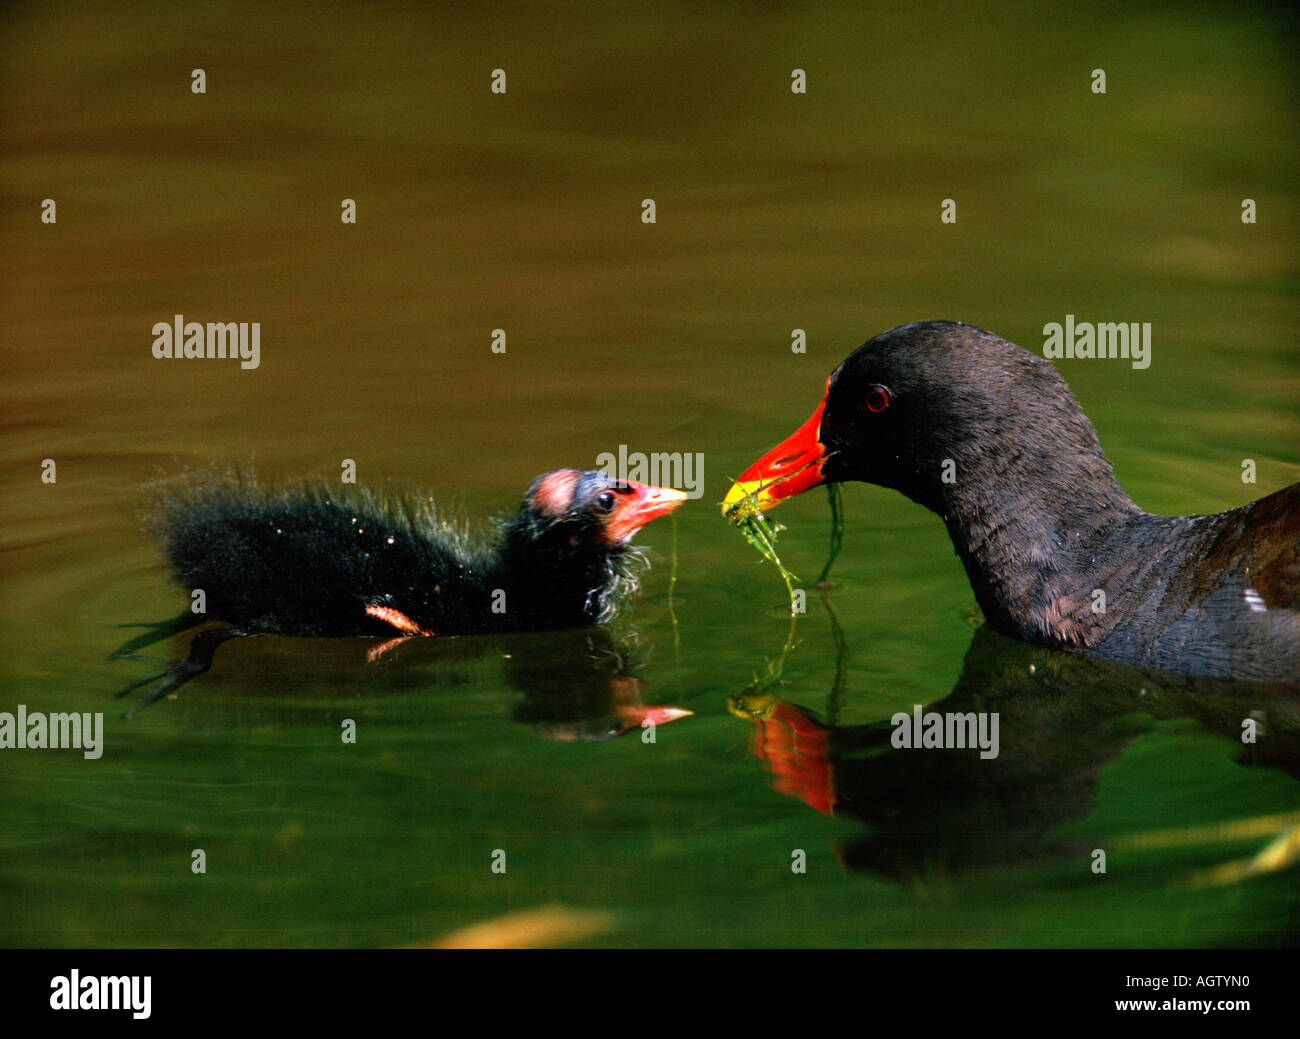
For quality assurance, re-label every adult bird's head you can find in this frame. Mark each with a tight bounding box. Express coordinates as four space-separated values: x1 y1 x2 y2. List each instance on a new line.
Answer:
723 320 1128 520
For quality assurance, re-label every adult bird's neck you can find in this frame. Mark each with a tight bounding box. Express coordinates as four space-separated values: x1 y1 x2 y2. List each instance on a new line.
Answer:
930 443 1147 650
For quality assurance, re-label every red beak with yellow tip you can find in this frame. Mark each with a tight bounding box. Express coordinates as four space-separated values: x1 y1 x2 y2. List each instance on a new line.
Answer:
607 481 689 543
723 380 830 516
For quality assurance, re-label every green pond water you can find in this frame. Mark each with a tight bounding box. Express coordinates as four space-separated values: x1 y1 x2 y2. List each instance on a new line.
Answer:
1 1 1297 947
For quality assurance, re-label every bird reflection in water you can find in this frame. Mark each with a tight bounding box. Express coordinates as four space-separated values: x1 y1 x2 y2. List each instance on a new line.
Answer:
110 623 691 743
730 593 1300 881
503 627 691 742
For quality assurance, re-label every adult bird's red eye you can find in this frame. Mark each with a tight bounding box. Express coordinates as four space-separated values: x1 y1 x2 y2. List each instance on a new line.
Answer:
866 384 891 412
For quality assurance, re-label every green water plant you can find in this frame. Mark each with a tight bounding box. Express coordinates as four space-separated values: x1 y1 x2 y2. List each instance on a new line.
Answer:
723 481 845 601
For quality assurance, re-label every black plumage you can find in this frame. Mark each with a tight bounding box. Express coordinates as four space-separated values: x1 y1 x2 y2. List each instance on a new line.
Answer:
113 468 686 714
726 321 1300 683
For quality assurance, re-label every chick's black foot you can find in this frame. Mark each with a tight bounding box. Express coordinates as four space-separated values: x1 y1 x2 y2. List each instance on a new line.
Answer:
114 628 248 718
107 612 203 660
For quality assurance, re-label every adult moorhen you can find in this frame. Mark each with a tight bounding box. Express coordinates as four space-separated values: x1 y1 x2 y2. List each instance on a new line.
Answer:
724 321 1299 683
114 468 687 713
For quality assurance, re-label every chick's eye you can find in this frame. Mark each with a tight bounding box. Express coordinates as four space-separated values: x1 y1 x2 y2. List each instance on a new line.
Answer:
865 384 891 413
594 491 617 513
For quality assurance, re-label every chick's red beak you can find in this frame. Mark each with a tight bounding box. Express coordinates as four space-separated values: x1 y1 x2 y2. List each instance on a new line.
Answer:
606 481 688 543
723 381 829 515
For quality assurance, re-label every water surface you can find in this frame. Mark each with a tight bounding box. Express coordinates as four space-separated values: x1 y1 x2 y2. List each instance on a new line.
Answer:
1 1 1297 946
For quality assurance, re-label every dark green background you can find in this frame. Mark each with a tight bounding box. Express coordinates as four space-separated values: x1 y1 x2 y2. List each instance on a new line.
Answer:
1 1 1296 946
